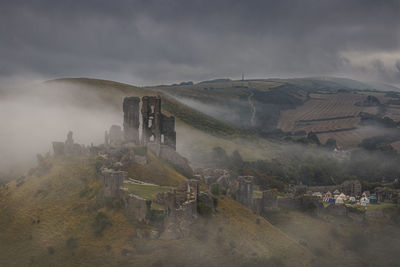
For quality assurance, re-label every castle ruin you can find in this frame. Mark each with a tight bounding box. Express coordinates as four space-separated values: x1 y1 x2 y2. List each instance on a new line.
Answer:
122 96 176 150
123 97 141 145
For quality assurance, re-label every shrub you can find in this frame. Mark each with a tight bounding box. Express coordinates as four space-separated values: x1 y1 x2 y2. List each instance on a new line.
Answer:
197 200 212 217
95 157 104 174
210 183 220 196
47 246 55 254
212 196 219 208
105 198 124 210
92 212 112 236
66 237 78 250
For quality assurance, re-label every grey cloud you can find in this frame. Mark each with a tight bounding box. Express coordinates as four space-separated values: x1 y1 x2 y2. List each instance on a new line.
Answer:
396 60 400 72
1 0 400 85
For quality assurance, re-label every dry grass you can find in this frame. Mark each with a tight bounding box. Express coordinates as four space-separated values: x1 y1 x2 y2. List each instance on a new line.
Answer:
0 156 317 267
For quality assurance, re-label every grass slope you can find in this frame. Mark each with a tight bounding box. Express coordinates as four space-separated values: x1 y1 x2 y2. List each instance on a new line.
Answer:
265 209 400 266
0 156 315 266
124 150 188 186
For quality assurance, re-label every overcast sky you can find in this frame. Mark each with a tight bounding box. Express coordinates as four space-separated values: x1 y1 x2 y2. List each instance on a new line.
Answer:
1 0 400 86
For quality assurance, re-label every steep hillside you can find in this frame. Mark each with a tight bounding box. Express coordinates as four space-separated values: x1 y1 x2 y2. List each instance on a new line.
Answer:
0 156 314 267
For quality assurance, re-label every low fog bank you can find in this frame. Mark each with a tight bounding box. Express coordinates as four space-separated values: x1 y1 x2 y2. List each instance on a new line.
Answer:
0 77 122 176
168 94 248 128
176 122 400 186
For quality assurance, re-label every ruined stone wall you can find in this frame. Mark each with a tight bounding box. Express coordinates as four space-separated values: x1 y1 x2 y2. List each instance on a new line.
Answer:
125 194 152 222
277 196 301 209
141 96 162 145
53 131 84 156
52 142 65 156
109 125 124 145
160 200 197 240
102 169 126 198
323 204 347 216
154 180 199 239
123 97 140 144
194 168 229 185
147 144 192 176
237 176 254 208
261 190 278 211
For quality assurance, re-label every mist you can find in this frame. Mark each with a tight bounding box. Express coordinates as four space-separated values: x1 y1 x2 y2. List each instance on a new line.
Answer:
0 76 121 175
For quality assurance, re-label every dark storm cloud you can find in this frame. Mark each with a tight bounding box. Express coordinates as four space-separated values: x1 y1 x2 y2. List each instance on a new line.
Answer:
1 0 400 85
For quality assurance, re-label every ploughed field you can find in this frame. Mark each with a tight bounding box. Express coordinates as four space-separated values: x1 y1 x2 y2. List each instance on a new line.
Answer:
278 92 400 148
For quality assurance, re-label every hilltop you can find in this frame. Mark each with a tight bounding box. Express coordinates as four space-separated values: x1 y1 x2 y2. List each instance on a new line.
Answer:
0 155 313 267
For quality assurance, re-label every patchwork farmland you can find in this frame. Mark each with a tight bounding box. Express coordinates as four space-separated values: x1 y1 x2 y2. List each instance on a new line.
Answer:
277 92 398 148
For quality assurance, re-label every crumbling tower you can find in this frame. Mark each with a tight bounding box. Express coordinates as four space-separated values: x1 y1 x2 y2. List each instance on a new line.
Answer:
161 114 176 150
102 169 126 198
123 97 140 144
141 96 162 145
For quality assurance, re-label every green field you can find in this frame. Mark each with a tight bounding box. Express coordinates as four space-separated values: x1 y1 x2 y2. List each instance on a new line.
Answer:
125 183 173 200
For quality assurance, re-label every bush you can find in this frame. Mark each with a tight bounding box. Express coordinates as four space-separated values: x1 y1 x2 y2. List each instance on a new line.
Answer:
210 183 220 196
66 237 78 250
212 196 219 208
105 198 124 210
95 156 104 174
92 212 112 236
197 200 212 217
47 246 55 254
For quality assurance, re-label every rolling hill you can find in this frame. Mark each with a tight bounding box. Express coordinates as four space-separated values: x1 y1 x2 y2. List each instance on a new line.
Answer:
45 76 400 152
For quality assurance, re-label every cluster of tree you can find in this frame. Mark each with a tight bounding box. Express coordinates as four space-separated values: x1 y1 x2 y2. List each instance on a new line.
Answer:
359 135 398 152
208 145 400 191
360 112 399 128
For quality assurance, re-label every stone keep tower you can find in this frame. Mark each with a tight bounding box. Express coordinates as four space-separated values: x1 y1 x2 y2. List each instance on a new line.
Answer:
141 96 162 145
123 97 140 144
237 176 254 208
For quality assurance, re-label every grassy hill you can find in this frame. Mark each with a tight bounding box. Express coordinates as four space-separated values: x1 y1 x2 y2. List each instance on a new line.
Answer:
0 156 314 267
48 77 400 150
